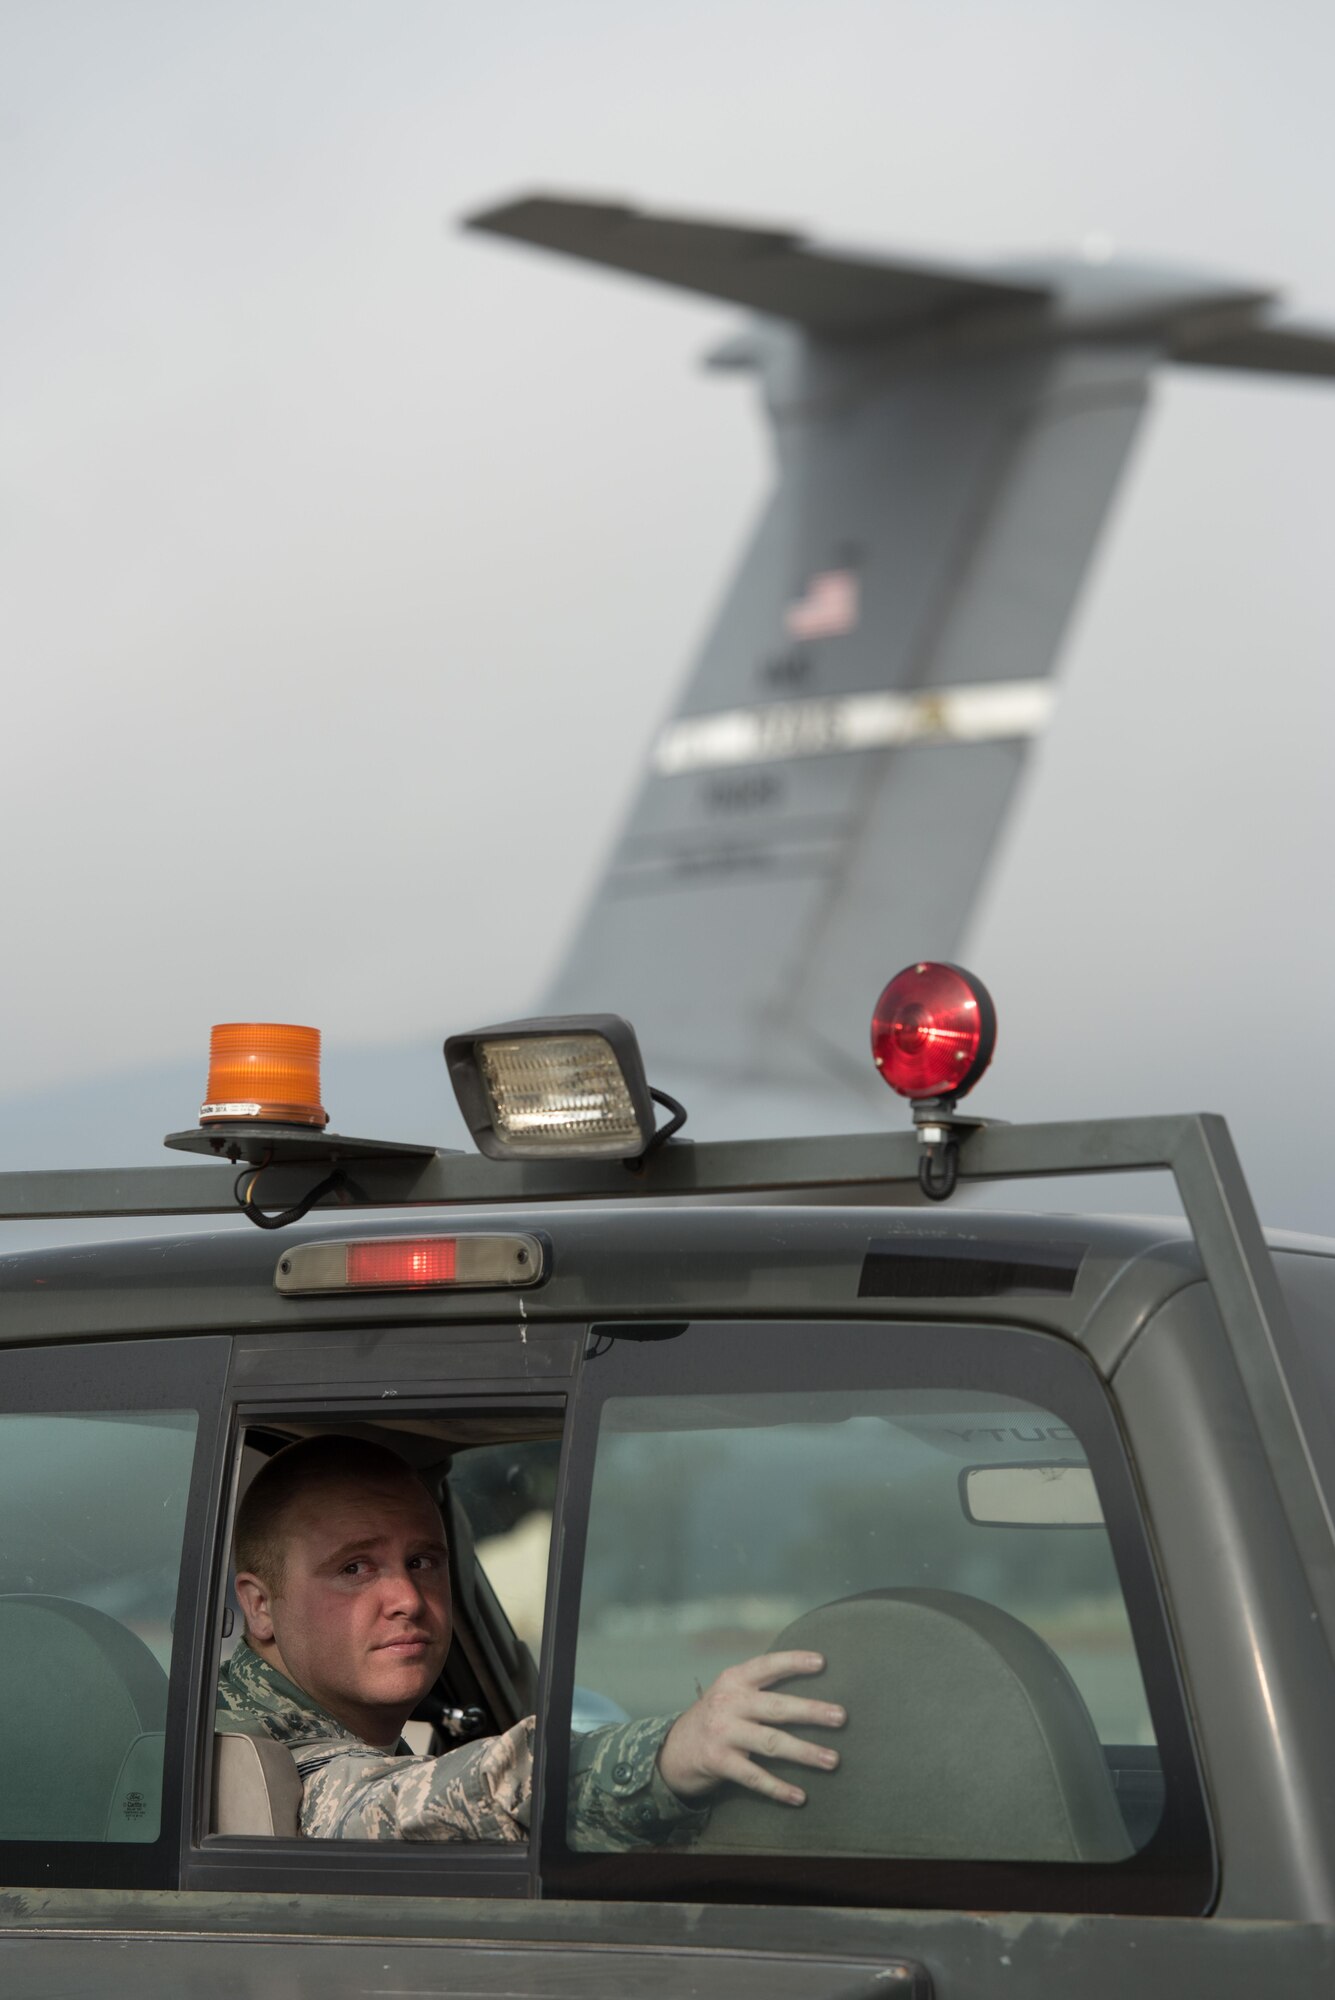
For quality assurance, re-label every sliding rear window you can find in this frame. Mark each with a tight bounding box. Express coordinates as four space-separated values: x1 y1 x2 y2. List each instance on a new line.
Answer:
542 1318 1212 1914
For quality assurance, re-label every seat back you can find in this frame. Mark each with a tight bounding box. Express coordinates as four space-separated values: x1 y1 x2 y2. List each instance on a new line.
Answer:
697 1588 1133 1862
0 1594 169 1842
212 1728 303 1836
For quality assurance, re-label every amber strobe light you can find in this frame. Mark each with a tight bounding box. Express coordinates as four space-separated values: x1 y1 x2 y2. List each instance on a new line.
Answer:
871 962 997 1102
200 1022 329 1128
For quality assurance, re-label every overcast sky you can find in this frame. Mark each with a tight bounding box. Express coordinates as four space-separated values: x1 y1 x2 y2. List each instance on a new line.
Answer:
3 0 1334 1229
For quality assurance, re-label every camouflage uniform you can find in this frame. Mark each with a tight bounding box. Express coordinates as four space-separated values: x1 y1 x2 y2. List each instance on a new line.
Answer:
217 1640 708 1846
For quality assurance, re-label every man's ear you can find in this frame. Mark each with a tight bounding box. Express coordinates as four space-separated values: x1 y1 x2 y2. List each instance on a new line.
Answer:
234 1570 276 1645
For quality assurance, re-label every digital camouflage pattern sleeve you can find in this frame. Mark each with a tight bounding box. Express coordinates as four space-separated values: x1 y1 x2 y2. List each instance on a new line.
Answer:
567 1710 711 1850
297 1720 534 1842
217 1640 708 1846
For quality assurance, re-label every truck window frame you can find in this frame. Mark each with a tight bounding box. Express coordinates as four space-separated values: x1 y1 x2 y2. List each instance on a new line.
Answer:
186 1365 575 1901
0 1334 229 1892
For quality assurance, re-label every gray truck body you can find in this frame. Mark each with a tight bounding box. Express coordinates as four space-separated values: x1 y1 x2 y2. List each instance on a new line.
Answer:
0 1109 1333 1994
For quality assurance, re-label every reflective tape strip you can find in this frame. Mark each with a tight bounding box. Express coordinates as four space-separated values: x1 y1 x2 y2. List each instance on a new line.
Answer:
653 679 1056 775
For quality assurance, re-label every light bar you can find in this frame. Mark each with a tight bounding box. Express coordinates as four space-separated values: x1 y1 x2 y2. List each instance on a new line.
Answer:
445 1015 656 1161
275 1233 544 1295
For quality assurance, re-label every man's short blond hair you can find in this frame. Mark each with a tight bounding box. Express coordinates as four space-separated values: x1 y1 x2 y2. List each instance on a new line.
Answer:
234 1435 433 1592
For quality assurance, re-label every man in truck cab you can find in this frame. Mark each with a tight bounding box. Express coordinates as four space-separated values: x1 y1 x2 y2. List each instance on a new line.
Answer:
219 1436 847 1842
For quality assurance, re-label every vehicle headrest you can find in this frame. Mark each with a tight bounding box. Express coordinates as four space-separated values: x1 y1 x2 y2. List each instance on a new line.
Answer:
0 1594 169 1841
212 1727 303 1837
695 1587 1132 1862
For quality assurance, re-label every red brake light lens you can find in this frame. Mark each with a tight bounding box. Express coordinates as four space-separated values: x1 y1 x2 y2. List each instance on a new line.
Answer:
871 962 997 1102
275 1233 541 1295
345 1240 458 1289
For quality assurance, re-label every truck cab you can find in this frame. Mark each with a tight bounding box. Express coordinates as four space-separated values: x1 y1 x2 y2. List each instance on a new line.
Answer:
2 981 1334 1996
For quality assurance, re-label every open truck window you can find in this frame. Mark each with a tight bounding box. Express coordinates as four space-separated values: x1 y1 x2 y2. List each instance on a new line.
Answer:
202 1406 568 1894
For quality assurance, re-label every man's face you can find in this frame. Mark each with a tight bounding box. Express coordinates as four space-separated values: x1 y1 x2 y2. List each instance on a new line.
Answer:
237 1473 452 1743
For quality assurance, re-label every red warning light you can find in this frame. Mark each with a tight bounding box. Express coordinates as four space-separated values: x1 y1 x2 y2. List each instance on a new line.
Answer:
871 962 996 1102
345 1240 458 1289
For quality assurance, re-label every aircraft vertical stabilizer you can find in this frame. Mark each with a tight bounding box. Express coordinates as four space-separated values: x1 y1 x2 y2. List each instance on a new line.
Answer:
466 195 1335 1133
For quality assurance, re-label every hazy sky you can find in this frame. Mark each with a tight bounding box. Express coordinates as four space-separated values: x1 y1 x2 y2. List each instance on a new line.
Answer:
4 0 1334 1228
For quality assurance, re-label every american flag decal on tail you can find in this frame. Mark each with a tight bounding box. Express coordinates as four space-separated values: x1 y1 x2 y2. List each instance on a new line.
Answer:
784 568 859 641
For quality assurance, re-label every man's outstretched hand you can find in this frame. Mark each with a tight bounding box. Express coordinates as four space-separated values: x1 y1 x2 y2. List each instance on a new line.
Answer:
656 1651 846 1807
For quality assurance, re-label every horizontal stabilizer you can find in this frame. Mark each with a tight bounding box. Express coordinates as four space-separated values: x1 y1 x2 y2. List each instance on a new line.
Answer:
1172 319 1335 382
465 194 1049 336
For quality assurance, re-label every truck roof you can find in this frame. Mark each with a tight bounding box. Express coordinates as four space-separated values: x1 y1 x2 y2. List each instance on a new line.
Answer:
2 1203 1329 1377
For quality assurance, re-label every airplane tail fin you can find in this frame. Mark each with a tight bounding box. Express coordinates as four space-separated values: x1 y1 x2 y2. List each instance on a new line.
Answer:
466 195 1335 1131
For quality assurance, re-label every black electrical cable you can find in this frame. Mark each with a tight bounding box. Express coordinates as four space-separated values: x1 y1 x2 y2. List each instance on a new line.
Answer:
917 1140 960 1202
625 1088 688 1173
233 1160 351 1230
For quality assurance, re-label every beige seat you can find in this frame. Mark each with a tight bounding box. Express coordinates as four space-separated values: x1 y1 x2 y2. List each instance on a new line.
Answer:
212 1728 303 1836
696 1588 1133 1863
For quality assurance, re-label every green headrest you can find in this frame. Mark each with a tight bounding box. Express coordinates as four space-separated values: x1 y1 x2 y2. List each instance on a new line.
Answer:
0 1594 169 1842
695 1588 1132 1862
